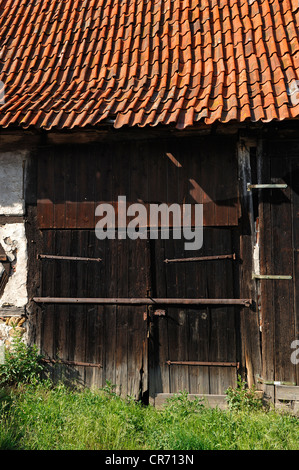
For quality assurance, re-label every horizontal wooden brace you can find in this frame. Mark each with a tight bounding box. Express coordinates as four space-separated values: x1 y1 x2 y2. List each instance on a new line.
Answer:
38 254 102 262
33 297 252 307
0 307 25 317
166 360 240 368
164 254 236 263
0 215 24 224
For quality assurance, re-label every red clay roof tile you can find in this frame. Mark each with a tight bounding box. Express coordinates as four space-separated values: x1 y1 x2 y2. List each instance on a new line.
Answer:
0 0 299 130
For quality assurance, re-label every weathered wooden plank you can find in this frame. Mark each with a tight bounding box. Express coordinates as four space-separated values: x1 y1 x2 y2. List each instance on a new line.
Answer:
237 140 261 387
76 148 95 229
0 307 25 317
115 240 128 396
163 235 180 394
52 230 71 382
271 156 296 383
276 385 299 401
102 238 117 389
291 156 299 386
53 153 66 229
259 148 275 387
37 152 54 228
41 231 55 362
67 230 80 368
150 237 170 400
187 229 210 395
64 149 78 229
83 231 102 387
154 393 228 409
127 144 148 397
207 229 237 394
114 144 130 396
127 238 147 399
73 230 89 384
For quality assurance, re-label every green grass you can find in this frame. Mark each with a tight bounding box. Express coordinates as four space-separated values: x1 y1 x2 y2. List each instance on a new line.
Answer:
0 382 299 450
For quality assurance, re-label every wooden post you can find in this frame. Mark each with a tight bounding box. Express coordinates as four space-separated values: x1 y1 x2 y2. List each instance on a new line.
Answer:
237 137 262 387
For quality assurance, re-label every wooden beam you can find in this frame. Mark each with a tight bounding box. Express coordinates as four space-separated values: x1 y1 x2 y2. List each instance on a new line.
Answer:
33 297 253 306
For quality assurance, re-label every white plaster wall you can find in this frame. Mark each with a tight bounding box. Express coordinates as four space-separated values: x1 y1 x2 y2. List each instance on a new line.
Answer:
0 223 28 308
0 151 26 216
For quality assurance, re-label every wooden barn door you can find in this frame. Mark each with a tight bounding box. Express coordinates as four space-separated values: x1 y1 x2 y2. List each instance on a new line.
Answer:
38 233 149 398
34 136 243 400
148 228 240 401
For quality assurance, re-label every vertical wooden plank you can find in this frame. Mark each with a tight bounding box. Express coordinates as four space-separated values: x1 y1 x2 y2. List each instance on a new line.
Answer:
207 228 237 394
76 146 95 229
95 144 116 389
188 227 210 395
161 139 184 393
83 230 101 387
201 140 216 227
178 141 209 394
149 237 169 400
259 148 275 388
271 156 295 383
93 236 105 389
114 239 128 396
65 148 78 228
238 139 261 387
147 141 169 398
113 141 130 397
164 239 179 394
66 230 78 371
50 231 69 382
172 141 191 394
25 153 43 353
53 153 66 229
127 238 147 398
41 230 56 365
213 140 230 227
103 238 117 389
175 243 189 394
73 230 88 384
127 140 148 397
37 151 54 228
291 157 299 385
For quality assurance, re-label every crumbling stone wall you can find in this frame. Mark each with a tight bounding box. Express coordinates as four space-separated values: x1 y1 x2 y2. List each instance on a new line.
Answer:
0 151 28 351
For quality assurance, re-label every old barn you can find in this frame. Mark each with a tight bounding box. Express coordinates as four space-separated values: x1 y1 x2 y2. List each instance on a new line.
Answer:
0 0 299 409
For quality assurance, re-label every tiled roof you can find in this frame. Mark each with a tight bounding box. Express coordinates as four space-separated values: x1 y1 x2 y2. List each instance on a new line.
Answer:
0 0 299 130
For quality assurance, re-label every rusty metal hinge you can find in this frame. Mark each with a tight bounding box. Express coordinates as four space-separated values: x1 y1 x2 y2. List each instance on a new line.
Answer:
164 254 236 263
38 254 102 262
144 309 166 320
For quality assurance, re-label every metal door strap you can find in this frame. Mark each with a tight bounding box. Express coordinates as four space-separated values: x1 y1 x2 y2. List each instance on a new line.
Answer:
166 360 240 368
